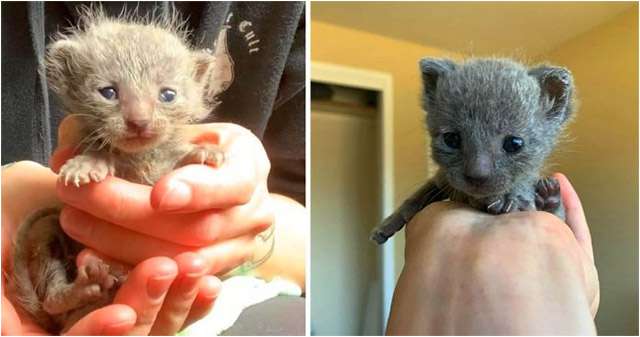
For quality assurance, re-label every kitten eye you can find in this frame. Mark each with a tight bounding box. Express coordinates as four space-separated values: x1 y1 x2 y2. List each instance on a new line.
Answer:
98 87 118 100
503 135 524 153
443 132 461 149
159 88 176 102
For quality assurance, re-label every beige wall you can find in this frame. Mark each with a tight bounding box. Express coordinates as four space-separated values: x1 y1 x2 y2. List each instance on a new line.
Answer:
536 7 638 335
311 21 462 274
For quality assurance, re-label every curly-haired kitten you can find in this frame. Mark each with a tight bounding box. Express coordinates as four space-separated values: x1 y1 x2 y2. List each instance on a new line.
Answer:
11 8 225 333
371 58 574 244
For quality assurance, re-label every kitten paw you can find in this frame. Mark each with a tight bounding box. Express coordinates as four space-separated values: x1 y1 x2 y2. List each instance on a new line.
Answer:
180 144 225 167
59 155 114 187
535 176 561 212
370 228 390 244
370 213 406 244
75 258 118 293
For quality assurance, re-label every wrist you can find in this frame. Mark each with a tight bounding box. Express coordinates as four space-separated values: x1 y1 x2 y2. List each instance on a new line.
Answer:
250 194 306 290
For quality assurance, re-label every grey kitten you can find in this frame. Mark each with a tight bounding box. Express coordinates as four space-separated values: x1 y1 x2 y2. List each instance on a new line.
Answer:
10 8 227 333
371 58 574 244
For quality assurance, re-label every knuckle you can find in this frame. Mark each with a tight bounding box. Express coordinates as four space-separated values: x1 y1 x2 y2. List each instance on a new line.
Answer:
190 213 223 246
229 180 255 205
527 211 573 244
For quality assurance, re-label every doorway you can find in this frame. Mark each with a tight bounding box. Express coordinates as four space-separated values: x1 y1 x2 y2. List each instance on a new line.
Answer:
310 62 394 335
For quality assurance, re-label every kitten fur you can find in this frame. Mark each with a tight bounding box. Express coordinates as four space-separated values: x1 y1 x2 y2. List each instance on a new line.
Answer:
11 7 225 333
371 57 574 244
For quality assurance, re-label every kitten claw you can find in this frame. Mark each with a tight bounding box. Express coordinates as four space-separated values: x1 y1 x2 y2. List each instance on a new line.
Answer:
486 194 523 214
505 199 515 212
487 199 501 210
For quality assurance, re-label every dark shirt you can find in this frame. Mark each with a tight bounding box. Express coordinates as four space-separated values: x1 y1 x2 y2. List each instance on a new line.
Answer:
1 1 306 204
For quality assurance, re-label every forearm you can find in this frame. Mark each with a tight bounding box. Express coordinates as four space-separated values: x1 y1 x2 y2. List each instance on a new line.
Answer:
252 193 307 291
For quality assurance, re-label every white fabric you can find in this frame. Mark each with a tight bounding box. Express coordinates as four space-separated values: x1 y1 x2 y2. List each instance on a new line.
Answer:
183 276 302 336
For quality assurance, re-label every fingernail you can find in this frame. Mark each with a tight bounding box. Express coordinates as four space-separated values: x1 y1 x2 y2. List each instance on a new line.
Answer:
59 209 91 239
202 276 222 300
147 274 176 300
185 256 206 278
157 179 192 211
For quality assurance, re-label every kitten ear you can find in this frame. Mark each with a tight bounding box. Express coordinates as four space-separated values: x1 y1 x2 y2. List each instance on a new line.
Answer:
529 66 574 123
44 39 82 95
193 50 233 103
419 58 457 99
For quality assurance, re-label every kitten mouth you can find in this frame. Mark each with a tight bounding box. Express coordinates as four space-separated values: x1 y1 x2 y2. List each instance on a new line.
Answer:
463 183 506 198
452 179 504 198
116 133 161 152
124 129 156 140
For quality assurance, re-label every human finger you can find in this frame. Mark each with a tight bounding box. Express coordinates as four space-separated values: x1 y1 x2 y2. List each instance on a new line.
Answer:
149 252 207 335
112 257 178 335
150 123 270 212
181 276 221 329
2 296 23 335
50 115 84 172
63 304 136 336
60 207 185 263
197 234 255 275
59 189 271 246
60 210 254 273
553 172 594 261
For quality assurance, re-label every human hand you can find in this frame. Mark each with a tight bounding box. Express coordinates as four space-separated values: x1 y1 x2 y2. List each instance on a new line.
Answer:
50 115 273 273
1 162 220 335
386 173 598 335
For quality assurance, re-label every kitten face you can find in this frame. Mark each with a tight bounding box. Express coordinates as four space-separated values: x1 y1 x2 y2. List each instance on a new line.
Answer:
420 59 573 198
46 20 216 153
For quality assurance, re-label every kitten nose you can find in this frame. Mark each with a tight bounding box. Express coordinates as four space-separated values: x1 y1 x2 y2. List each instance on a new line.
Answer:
465 155 492 185
464 173 489 185
125 119 151 133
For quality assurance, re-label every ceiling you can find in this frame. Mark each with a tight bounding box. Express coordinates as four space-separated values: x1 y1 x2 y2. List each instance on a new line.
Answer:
312 1 636 56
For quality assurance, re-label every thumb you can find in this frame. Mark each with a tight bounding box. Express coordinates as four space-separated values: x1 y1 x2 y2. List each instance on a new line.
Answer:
63 304 136 335
553 172 594 261
49 115 83 172
2 296 23 335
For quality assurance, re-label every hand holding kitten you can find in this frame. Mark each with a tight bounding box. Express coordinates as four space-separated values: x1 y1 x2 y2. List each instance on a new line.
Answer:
1 162 219 335
386 173 598 335
51 115 274 274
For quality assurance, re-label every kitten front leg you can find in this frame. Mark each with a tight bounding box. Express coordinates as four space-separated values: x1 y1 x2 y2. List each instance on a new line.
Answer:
535 176 566 221
177 143 225 168
370 179 449 244
59 153 115 187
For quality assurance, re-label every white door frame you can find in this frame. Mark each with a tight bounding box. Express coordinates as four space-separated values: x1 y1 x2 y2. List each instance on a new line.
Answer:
311 61 395 332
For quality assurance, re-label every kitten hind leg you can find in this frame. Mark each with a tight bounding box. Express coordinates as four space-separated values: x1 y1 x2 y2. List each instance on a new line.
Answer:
42 257 118 315
535 176 566 221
